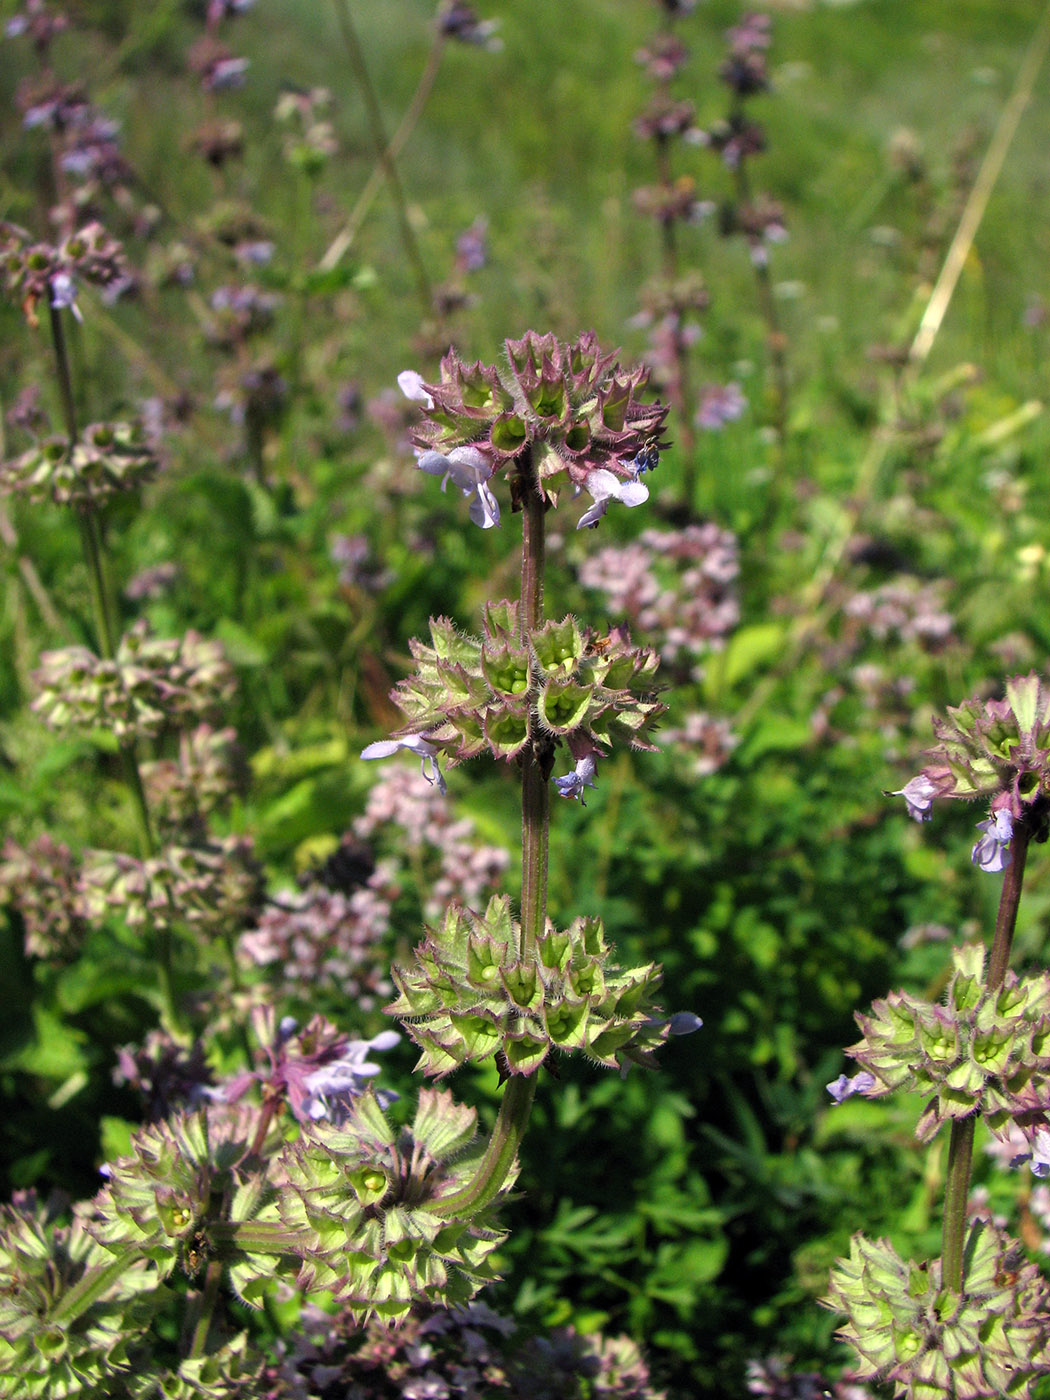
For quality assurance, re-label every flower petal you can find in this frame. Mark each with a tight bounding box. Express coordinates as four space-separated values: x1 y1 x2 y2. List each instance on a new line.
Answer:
397 370 434 408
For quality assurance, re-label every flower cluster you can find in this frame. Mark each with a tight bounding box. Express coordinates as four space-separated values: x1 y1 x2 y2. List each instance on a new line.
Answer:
114 1030 215 1122
578 522 739 673
5 1 68 53
824 1221 1050 1399
0 219 130 323
89 1101 283 1289
221 1009 401 1127
0 833 88 960
891 675 1050 873
437 2 501 51
842 580 955 650
82 836 262 937
262 1299 666 1399
387 893 692 1078
353 763 509 918
140 724 246 837
839 942 1050 1145
373 602 662 779
274 1089 512 1323
0 420 158 505
274 85 337 173
239 875 396 1009
0 1191 163 1400
660 710 739 777
33 621 236 741
400 330 669 520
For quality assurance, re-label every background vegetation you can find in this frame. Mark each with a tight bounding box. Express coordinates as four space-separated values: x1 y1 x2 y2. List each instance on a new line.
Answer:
3 0 1050 1393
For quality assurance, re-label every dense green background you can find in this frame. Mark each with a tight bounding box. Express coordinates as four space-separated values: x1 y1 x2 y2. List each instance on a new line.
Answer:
2 1 1050 1393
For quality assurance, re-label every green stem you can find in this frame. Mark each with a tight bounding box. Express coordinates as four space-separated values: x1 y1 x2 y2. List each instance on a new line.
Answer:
941 817 1031 1291
320 29 447 272
941 1117 976 1294
211 1220 300 1254
986 819 1030 991
431 1074 537 1218
331 0 432 311
185 1257 223 1360
432 448 549 1220
518 447 548 960
50 1256 131 1326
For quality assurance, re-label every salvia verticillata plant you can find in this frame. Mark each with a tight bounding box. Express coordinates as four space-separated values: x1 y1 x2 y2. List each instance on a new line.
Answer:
698 11 790 449
368 326 700 1172
824 674 1050 1399
0 329 699 1395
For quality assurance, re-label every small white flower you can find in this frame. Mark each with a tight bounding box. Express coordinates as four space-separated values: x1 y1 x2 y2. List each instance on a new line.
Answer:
397 369 435 409
361 735 447 794
971 808 1013 874
889 774 939 823
49 271 83 323
417 445 500 529
576 468 649 529
553 754 598 804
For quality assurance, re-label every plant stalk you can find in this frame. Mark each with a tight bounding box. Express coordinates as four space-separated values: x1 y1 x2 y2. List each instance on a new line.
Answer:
941 819 1031 1292
431 1074 537 1219
433 449 549 1220
518 446 548 961
320 29 447 272
185 1258 224 1360
331 0 432 312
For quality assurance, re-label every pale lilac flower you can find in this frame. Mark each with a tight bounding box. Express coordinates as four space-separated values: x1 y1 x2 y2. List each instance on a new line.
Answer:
553 754 597 804
417 446 500 529
205 56 250 90
668 1011 703 1035
890 774 940 823
397 369 435 409
696 382 746 430
49 270 82 322
1013 1126 1050 1178
576 469 649 529
361 735 447 794
827 1070 876 1104
971 807 1013 874
300 1029 401 1121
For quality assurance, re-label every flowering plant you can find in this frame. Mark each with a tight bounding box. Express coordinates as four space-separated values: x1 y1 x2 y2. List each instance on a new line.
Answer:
824 678 1050 1399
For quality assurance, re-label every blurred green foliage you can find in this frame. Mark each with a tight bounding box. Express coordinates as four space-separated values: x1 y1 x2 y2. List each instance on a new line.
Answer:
2 0 1050 1394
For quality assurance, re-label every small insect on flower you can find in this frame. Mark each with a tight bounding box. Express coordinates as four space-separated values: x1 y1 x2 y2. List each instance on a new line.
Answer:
632 438 661 474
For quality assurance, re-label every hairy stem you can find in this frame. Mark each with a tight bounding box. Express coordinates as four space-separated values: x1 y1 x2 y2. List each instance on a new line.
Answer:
987 819 1031 991
433 450 549 1220
518 446 548 960
431 1074 537 1219
941 1117 976 1294
185 1257 224 1360
941 819 1031 1291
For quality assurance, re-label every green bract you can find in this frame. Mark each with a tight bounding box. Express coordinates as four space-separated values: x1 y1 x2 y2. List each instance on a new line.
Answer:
0 1196 164 1400
388 602 662 767
925 674 1050 806
89 1105 285 1295
388 893 673 1077
409 330 669 504
847 943 1050 1141
0 421 158 506
824 1222 1050 1399
274 1089 511 1323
